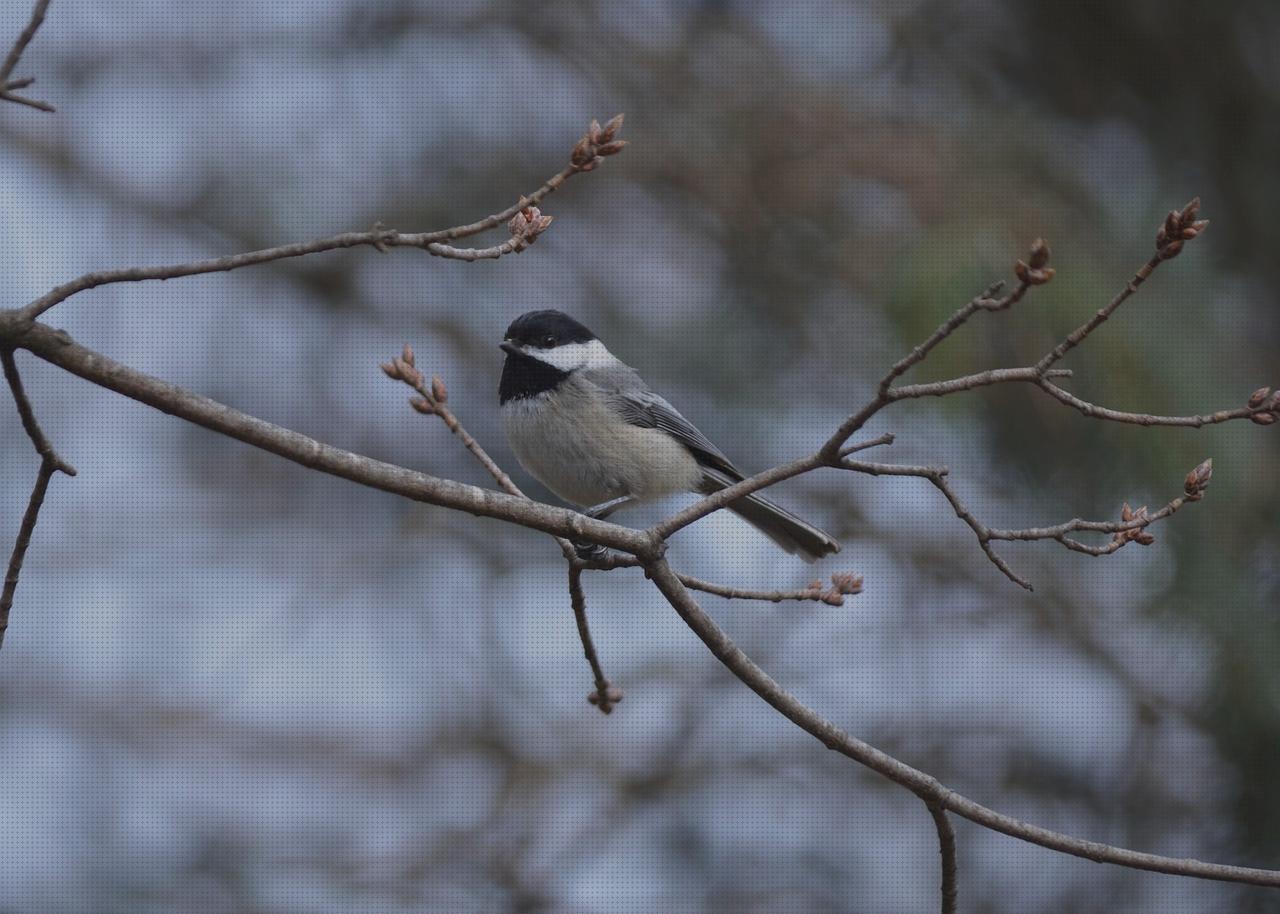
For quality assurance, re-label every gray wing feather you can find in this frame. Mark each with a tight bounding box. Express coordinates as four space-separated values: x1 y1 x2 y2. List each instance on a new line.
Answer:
581 363 840 561
580 364 741 478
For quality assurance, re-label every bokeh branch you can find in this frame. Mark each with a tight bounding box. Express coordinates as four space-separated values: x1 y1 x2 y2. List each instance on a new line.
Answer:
0 0 53 112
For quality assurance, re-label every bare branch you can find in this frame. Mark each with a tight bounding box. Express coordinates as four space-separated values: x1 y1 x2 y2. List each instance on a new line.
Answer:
568 565 620 713
842 455 1211 591
381 345 630 710
890 366 1071 401
676 571 862 606
382 349 523 497
0 0 52 111
926 801 958 914
1 348 75 649
0 460 54 649
7 318 658 556
642 557 1280 889
575 552 861 607
1036 380 1267 427
2 349 75 474
1037 199 1208 374
878 277 1031 398
19 116 626 321
0 89 52 112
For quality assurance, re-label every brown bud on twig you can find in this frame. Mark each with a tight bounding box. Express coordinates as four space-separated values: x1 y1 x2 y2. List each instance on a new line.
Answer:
507 206 555 251
1183 458 1213 501
1113 503 1154 546
431 375 448 405
831 572 864 595
570 135 595 169
380 361 400 380
1028 238 1051 270
401 344 415 367
1248 386 1273 409
570 114 626 171
1014 259 1055 286
588 685 623 713
1250 411 1277 425
598 113 624 144
1156 197 1208 258
409 397 436 415
595 140 628 157
394 357 423 387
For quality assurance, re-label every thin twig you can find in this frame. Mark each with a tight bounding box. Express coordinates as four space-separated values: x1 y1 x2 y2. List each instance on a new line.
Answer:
675 572 860 606
878 279 1030 397
2 349 75 474
845 457 1207 591
424 238 532 262
568 564 618 713
576 552 859 606
381 347 632 709
1037 255 1161 374
0 0 53 112
642 557 1280 888
926 801 958 914
0 0 48 82
1 348 74 649
1037 380 1262 427
0 461 54 649
20 115 628 321
0 90 53 112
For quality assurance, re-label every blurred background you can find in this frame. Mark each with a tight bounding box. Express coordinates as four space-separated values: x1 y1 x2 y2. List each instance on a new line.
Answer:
1 1 1278 911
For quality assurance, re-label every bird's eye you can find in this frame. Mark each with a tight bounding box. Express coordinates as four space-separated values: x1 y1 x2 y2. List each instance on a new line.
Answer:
541 334 556 347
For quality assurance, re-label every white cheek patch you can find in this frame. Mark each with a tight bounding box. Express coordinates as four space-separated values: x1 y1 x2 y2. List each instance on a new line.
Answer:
529 338 614 371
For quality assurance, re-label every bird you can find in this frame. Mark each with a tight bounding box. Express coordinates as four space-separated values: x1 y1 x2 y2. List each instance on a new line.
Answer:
498 309 839 561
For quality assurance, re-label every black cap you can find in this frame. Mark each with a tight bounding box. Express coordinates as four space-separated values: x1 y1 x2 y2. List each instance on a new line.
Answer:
504 310 596 349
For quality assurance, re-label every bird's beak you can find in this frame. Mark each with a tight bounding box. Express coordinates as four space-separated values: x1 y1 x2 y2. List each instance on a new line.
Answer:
499 340 521 356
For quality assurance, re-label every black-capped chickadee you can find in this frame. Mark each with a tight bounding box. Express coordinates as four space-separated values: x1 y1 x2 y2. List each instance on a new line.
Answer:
499 310 840 561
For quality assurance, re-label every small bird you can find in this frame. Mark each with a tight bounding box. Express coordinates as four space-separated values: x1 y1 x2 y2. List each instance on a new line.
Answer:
498 310 840 561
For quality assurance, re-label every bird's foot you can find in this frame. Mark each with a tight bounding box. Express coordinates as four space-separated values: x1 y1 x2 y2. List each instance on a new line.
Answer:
573 541 609 561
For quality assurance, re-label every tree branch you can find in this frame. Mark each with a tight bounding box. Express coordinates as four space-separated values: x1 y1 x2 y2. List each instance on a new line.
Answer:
673 571 863 606
1036 380 1267 427
1 460 54 649
1 348 74 649
5 318 658 556
642 557 1280 890
568 564 620 713
381 344 634 710
19 116 626 321
926 801 958 914
0 0 53 112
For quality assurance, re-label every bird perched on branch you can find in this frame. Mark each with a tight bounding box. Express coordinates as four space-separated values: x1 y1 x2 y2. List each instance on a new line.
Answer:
499 310 839 561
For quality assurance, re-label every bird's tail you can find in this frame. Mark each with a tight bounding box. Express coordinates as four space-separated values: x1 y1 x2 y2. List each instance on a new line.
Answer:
697 468 840 562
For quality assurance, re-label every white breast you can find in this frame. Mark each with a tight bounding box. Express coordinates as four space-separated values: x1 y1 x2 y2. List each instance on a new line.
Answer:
502 381 702 507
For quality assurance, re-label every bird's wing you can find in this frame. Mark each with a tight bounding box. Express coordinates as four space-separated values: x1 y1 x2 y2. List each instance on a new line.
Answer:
582 363 743 480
